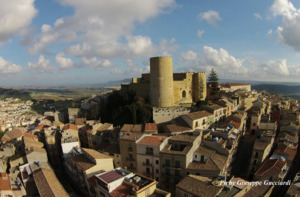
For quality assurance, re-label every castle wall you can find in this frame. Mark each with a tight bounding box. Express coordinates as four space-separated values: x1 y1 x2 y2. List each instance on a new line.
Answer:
153 106 191 124
128 82 150 99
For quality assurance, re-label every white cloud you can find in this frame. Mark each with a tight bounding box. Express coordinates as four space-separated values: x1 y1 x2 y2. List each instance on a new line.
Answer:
159 38 179 52
270 0 295 17
267 29 273 38
28 55 59 73
124 59 137 67
0 0 38 46
251 59 290 77
180 50 197 61
0 57 23 74
183 46 248 77
81 57 116 70
254 13 262 19
55 52 75 69
198 10 221 27
110 68 124 75
197 30 205 38
28 0 177 58
162 51 172 57
269 0 300 51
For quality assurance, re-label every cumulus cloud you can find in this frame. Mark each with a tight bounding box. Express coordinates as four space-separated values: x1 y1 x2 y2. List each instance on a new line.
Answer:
81 57 116 70
180 50 197 61
159 38 179 52
0 57 23 74
0 0 38 46
182 46 248 77
197 30 205 38
267 29 273 38
250 59 290 78
254 13 262 19
27 0 177 58
110 68 124 75
269 0 300 51
55 52 75 69
198 10 221 27
27 55 59 73
124 59 137 67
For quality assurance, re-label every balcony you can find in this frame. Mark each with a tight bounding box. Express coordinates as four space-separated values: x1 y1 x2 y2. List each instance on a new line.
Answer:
142 162 152 167
128 147 133 152
145 151 154 155
126 157 135 162
127 166 136 171
162 164 182 170
143 171 152 177
162 173 182 179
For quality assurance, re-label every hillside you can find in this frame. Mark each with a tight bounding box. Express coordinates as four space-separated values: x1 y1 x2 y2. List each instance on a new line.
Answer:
0 88 31 100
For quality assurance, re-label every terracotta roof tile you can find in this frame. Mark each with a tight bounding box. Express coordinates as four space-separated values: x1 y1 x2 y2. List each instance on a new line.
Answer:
255 159 286 177
138 136 168 146
97 123 113 132
33 168 69 197
98 171 124 183
144 123 158 132
120 132 143 141
82 148 112 159
23 133 38 139
170 134 197 143
5 129 23 139
243 185 273 197
34 124 49 130
132 124 142 132
220 120 241 128
273 146 297 158
176 175 222 197
253 141 269 151
0 173 11 191
185 111 214 121
120 124 134 132
110 183 133 197
70 154 96 171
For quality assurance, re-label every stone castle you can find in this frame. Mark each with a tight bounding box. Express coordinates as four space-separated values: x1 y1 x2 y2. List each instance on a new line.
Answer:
121 56 206 107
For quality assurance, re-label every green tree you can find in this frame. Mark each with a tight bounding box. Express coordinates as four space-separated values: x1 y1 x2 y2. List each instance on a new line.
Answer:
208 68 219 96
196 100 209 108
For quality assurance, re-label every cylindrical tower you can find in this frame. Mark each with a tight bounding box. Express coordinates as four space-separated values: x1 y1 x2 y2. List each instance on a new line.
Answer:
150 56 174 107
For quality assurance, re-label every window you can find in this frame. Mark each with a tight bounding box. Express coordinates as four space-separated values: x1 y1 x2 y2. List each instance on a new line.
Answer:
165 159 170 166
195 121 198 127
253 160 257 165
201 155 204 162
184 193 188 197
175 160 180 168
165 169 170 175
253 123 256 126
195 155 197 158
129 154 132 158
156 160 159 164
156 177 159 181
175 170 180 176
254 152 258 158
156 169 159 173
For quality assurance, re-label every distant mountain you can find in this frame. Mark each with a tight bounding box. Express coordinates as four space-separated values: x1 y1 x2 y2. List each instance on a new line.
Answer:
106 78 131 84
252 84 300 95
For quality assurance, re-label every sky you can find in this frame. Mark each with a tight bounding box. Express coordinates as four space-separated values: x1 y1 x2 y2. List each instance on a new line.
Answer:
1 0 300 86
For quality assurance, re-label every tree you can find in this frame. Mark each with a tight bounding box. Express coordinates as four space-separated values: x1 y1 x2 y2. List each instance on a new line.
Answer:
208 68 219 96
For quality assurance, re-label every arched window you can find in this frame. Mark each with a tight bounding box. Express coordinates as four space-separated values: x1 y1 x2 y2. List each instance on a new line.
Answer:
182 90 186 98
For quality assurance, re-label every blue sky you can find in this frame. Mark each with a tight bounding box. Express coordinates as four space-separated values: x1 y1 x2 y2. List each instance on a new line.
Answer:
1 0 300 86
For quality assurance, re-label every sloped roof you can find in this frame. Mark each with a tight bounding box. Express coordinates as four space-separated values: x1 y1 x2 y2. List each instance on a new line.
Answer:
253 141 269 151
75 118 86 125
138 136 168 146
0 173 11 191
144 123 158 131
82 148 112 159
5 129 23 139
185 111 213 120
273 146 297 158
33 168 69 197
243 185 273 197
255 159 286 176
110 183 133 197
176 175 223 197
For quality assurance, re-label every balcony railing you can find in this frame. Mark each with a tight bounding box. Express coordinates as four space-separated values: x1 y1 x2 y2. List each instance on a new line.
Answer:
162 164 182 170
128 147 133 152
126 157 135 162
145 151 154 155
143 171 151 176
162 173 182 178
142 162 152 166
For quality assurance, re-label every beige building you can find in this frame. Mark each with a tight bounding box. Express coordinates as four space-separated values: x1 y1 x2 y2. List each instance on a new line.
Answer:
203 104 225 126
248 141 272 179
121 56 206 108
159 134 202 193
87 168 170 197
65 148 114 196
136 135 169 181
180 110 214 130
119 132 144 173
102 144 122 168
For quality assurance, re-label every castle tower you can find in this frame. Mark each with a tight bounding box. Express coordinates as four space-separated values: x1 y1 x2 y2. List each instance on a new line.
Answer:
150 57 174 107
